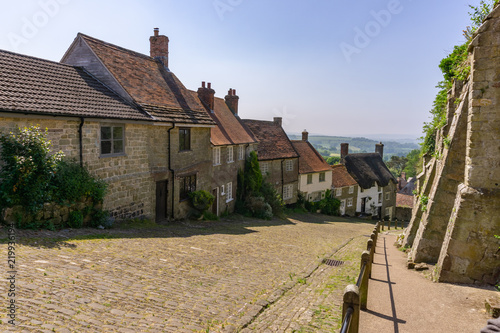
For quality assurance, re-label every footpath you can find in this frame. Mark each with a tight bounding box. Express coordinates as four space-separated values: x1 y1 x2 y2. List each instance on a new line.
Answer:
359 232 496 333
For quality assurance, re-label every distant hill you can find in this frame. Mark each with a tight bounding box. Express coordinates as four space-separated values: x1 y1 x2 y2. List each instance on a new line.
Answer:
288 134 420 160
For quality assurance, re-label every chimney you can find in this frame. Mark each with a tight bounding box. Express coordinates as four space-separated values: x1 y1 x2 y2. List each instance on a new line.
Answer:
197 81 215 110
273 117 282 127
401 171 406 181
340 143 349 162
150 28 169 67
302 129 308 142
225 88 239 115
375 142 384 159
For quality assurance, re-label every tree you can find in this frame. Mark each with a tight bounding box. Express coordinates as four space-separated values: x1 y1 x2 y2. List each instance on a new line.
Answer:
386 155 408 177
403 149 421 178
326 156 340 165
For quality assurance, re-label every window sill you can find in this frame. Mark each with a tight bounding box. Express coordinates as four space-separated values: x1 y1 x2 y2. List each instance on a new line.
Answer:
226 198 233 203
100 152 126 158
179 149 192 153
227 160 234 164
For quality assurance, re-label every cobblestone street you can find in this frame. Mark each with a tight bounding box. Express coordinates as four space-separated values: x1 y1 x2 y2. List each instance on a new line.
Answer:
0 213 374 332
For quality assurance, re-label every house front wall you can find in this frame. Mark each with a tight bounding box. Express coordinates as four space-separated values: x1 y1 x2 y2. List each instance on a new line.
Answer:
356 185 381 216
356 183 397 219
299 171 332 202
260 158 299 204
381 182 397 220
333 185 359 216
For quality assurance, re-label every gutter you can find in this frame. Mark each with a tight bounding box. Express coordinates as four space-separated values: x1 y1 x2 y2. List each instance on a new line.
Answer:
79 117 85 167
168 123 176 219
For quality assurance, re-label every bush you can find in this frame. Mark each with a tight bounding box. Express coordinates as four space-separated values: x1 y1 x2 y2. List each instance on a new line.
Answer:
261 181 284 218
316 192 341 216
189 190 215 218
245 196 273 220
67 211 83 228
91 209 112 228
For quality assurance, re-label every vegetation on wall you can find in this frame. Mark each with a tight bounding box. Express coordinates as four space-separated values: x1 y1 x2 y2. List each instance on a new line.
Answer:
0 125 108 229
421 0 498 155
236 151 284 219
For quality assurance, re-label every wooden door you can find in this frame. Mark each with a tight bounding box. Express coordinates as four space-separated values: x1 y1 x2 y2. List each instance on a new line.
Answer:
211 187 219 216
156 180 168 222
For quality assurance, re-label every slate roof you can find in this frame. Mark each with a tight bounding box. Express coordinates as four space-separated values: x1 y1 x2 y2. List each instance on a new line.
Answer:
241 119 299 160
343 153 397 189
331 164 358 188
396 193 414 208
194 94 256 146
399 177 416 195
75 33 214 125
0 49 149 120
291 140 331 174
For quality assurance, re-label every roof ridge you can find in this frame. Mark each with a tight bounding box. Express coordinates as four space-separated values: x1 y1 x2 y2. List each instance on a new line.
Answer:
78 33 152 61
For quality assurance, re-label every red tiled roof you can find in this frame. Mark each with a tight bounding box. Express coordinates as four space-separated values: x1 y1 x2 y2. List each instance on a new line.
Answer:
291 140 331 174
0 49 149 120
192 94 256 146
77 33 214 125
331 164 358 187
396 193 414 208
241 119 299 160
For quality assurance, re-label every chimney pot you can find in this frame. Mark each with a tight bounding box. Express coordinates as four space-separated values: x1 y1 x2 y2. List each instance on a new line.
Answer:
197 81 215 110
375 142 384 159
207 82 211 89
302 130 308 142
225 87 239 115
154 28 159 37
202 81 206 88
233 89 236 95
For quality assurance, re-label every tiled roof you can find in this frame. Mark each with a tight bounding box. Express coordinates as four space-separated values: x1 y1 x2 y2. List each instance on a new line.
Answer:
399 177 416 195
344 153 397 189
396 193 414 208
331 164 358 188
193 94 256 146
78 34 214 125
241 119 299 160
0 49 149 120
291 140 331 174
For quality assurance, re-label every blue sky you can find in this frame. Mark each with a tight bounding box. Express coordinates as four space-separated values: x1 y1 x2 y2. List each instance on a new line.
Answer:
0 0 482 140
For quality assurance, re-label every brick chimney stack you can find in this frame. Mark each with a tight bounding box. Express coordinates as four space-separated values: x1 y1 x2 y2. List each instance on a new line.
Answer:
302 129 308 142
225 88 239 115
273 117 282 127
150 28 169 67
375 142 384 159
340 143 349 163
197 81 215 110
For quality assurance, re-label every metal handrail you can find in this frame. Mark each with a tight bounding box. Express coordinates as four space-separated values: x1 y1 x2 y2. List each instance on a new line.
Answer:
340 306 354 333
356 261 366 287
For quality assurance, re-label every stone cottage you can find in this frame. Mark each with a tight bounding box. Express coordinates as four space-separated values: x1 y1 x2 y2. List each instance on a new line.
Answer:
341 143 397 219
242 118 299 204
291 130 332 202
0 29 217 222
194 83 258 216
331 164 359 216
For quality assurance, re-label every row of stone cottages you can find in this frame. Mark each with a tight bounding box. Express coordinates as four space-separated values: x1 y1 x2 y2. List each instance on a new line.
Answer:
0 29 397 222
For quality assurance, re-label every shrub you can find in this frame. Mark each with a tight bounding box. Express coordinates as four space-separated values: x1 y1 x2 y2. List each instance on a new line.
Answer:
67 211 84 229
189 190 215 218
91 209 112 228
245 196 273 220
316 190 340 216
261 181 284 218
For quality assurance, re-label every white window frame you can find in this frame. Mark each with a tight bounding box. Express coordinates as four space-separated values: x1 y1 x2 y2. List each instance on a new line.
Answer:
238 145 245 160
226 182 233 202
261 162 269 175
283 184 293 200
378 193 382 203
307 174 313 184
221 184 225 195
347 198 353 207
349 186 354 194
319 172 326 182
213 147 221 165
227 146 234 163
285 160 293 171
336 188 342 197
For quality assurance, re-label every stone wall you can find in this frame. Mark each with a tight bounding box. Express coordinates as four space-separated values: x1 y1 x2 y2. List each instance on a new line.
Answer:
404 6 500 284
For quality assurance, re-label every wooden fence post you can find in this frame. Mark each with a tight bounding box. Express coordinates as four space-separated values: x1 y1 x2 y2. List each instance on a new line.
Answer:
360 251 370 310
343 284 360 333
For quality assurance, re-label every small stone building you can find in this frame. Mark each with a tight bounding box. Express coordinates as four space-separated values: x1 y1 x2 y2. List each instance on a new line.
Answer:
291 130 332 202
341 143 397 219
242 118 299 204
194 83 258 216
331 164 359 216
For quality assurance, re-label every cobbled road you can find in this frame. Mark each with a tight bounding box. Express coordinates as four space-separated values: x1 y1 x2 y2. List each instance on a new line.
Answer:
0 213 374 332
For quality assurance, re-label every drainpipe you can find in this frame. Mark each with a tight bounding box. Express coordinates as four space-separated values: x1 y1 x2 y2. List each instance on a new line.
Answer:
79 117 85 167
168 123 176 219
281 159 285 199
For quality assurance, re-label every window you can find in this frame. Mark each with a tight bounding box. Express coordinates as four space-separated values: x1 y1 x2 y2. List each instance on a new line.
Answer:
283 184 293 200
349 186 354 194
286 160 293 171
385 207 391 217
100 125 124 156
238 145 245 160
386 192 390 201
179 128 191 151
179 174 196 201
221 184 225 195
261 162 269 175
378 193 382 203
336 188 342 197
226 182 233 201
213 147 221 165
307 174 313 184
347 198 353 207
378 185 382 192
319 172 326 182
227 146 234 163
